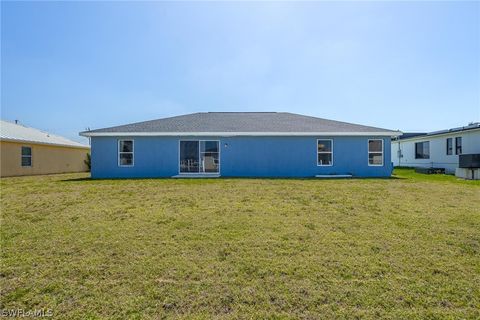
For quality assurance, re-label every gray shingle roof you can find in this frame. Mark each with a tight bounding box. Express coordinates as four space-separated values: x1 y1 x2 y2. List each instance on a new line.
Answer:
81 112 399 136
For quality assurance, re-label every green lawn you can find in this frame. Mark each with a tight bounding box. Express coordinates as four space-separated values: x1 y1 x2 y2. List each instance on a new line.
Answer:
1 169 479 319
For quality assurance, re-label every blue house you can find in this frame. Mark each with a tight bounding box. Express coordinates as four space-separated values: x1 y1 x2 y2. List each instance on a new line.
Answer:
80 112 400 178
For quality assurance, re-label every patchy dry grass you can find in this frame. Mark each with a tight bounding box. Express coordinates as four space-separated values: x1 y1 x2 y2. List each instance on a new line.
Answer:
1 169 479 319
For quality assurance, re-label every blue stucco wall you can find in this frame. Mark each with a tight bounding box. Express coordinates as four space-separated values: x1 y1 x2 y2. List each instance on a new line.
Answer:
90 136 393 178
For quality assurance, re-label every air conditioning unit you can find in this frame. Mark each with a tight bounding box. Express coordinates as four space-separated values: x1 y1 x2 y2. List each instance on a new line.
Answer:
456 154 480 180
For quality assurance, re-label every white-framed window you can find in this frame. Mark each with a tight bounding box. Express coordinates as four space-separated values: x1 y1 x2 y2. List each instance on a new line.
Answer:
415 141 430 159
446 138 453 155
368 139 383 166
455 137 462 155
118 140 134 167
317 139 333 166
21 146 32 167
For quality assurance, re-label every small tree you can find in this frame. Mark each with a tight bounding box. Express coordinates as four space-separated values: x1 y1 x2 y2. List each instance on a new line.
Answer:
84 153 91 171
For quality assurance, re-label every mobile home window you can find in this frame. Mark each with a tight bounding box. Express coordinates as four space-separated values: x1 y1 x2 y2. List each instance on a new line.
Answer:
446 138 453 155
21 146 32 167
455 137 462 155
118 140 134 166
317 139 333 166
368 139 383 166
415 141 430 159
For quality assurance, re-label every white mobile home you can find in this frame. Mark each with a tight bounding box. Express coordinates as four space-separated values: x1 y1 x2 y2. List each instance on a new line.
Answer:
391 123 480 174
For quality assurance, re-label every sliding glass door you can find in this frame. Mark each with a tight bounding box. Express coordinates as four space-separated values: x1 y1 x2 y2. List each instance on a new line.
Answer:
179 141 199 173
199 141 220 173
180 140 219 173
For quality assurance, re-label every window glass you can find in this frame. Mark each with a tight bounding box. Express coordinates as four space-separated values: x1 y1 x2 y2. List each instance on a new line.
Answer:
180 141 199 173
201 141 219 153
318 153 332 166
201 152 219 173
317 140 333 166
119 141 133 153
119 153 133 166
22 157 32 166
317 140 332 153
415 142 430 159
368 140 382 152
21 146 32 167
369 153 383 165
446 138 453 155
21 146 32 156
455 137 462 155
118 140 134 166
368 139 383 166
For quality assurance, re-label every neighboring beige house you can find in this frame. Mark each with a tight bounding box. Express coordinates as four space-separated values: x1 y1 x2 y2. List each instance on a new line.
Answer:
0 120 90 177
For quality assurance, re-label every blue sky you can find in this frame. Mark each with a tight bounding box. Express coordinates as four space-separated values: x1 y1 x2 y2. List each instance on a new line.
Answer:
1 1 479 143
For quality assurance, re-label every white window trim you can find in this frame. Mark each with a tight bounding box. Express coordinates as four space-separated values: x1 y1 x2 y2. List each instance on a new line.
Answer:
414 141 430 160
368 139 384 166
446 138 453 156
178 140 220 175
21 146 32 167
317 139 333 167
455 136 462 155
118 139 134 167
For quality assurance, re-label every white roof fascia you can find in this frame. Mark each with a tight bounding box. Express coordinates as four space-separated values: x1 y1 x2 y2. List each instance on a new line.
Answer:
81 131 402 137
